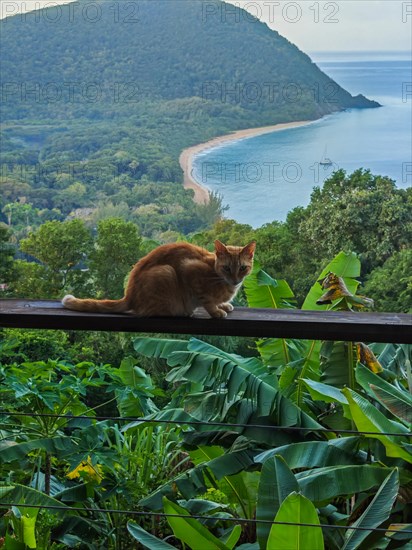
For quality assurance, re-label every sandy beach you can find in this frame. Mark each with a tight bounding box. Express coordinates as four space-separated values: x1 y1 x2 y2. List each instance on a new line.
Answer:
179 120 314 204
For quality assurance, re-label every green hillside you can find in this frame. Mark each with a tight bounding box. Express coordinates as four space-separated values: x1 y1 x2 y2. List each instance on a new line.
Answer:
1 0 378 121
1 0 379 237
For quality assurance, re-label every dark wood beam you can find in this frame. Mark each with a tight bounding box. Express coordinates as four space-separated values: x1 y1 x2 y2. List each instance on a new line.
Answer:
0 300 410 343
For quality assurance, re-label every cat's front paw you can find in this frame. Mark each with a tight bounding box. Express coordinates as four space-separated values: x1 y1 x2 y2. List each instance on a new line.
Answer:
214 308 228 318
207 307 227 318
220 302 234 313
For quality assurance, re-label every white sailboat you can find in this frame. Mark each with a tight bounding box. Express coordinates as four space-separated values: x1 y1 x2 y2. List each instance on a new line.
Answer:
320 146 333 167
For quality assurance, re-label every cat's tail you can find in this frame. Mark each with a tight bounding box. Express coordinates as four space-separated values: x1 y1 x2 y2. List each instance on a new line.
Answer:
62 294 129 313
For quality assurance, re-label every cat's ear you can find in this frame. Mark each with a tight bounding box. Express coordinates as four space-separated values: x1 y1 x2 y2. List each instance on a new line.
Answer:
242 241 256 259
214 240 228 256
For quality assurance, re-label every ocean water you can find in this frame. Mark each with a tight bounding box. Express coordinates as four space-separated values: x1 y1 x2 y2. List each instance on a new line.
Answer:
192 51 412 227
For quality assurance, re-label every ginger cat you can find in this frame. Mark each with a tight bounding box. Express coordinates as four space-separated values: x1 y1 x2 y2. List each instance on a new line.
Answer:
62 240 256 318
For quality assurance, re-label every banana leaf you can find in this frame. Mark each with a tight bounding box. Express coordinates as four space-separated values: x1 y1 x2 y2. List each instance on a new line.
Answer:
302 379 349 405
256 455 298 549
189 447 259 519
139 465 208 511
319 340 356 388
356 343 383 373
255 338 309 370
221 525 242 548
243 262 296 309
127 521 176 549
183 340 321 430
205 449 257 478
133 337 189 358
0 486 14 498
385 523 412 542
316 273 373 309
295 465 394 503
0 436 76 463
163 497 232 550
342 468 399 550
218 471 260 520
122 406 195 432
302 251 360 311
1 484 72 517
18 507 38 550
370 384 412 424
181 499 229 516
356 363 412 424
143 337 322 433
244 264 314 400
342 388 412 463
113 357 159 417
371 343 412 376
255 438 365 468
267 492 324 550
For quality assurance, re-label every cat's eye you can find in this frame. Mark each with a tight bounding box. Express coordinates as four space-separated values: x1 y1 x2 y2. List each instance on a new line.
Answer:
239 265 248 272
223 266 231 272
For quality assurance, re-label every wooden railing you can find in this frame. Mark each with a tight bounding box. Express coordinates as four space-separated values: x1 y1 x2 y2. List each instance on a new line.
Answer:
1 299 411 343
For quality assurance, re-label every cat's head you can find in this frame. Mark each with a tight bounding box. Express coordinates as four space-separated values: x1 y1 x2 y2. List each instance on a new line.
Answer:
214 240 256 286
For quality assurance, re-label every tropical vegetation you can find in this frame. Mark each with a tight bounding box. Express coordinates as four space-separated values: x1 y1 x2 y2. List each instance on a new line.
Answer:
1 0 378 241
1 251 411 549
1 2 411 547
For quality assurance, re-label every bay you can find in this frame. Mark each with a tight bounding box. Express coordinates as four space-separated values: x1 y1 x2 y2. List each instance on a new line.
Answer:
192 51 412 227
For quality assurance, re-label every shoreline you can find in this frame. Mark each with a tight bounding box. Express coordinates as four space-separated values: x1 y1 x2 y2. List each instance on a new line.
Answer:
179 120 315 205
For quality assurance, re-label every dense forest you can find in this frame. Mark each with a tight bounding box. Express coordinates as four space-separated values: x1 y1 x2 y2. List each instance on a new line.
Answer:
1 168 411 312
1 0 379 238
1 1 411 548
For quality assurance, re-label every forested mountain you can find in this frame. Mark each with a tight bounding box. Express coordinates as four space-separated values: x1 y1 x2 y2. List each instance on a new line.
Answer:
1 0 379 238
2 0 377 121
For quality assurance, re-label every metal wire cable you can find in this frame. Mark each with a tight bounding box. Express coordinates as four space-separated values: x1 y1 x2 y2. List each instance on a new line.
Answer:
0 411 410 437
0 502 411 535
1 414 410 537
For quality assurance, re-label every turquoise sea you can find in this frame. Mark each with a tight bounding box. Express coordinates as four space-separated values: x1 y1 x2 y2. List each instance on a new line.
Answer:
192 51 412 226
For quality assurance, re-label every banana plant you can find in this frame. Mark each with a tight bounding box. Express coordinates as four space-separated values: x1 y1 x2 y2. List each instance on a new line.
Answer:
242 252 372 414
128 496 242 550
133 335 323 452
243 262 320 412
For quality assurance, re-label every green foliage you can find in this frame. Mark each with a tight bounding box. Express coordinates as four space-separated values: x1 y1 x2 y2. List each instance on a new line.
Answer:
0 329 70 363
127 521 176 549
243 262 296 309
267 492 324 550
90 217 142 298
256 456 298 548
163 497 235 549
1 4 407 543
298 169 412 272
302 251 361 311
1 0 374 124
0 222 15 288
192 219 255 248
364 248 412 312
1 252 411 548
0 0 378 247
342 388 412 463
190 171 409 309
0 357 184 547
20 220 91 274
341 469 399 550
11 260 51 299
18 219 92 296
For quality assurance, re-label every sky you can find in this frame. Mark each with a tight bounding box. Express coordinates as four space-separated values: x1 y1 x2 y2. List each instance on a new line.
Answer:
1 0 411 53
